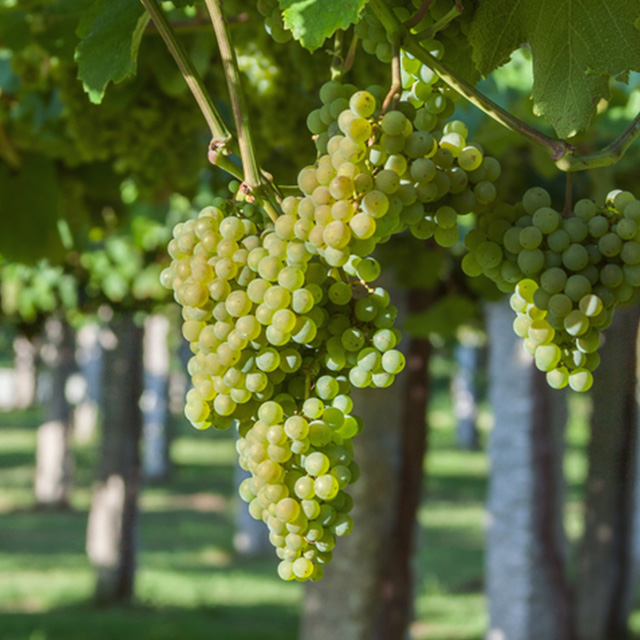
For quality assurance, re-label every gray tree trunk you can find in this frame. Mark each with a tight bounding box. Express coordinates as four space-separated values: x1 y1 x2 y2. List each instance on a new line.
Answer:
234 464 272 555
34 317 75 508
14 334 37 409
453 343 481 450
73 324 104 444
377 289 432 640
301 288 408 640
485 299 572 640
142 314 171 481
300 382 404 640
86 313 144 604
575 305 640 640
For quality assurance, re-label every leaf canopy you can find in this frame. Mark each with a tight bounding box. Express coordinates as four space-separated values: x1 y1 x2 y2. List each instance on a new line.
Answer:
469 0 640 138
75 0 149 104
279 0 367 52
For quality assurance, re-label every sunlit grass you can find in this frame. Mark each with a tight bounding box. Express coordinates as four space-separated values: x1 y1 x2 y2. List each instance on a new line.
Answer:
0 378 636 640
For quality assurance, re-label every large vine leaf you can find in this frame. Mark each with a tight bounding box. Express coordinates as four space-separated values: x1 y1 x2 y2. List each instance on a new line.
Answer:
468 0 640 138
0 155 65 264
75 0 149 104
279 0 367 52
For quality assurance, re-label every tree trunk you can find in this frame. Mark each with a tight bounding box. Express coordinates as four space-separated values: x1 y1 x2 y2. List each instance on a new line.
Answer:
575 305 640 640
34 317 75 508
74 324 104 444
300 384 404 640
485 299 572 640
14 334 37 409
300 288 408 640
234 464 272 555
141 314 171 481
377 289 432 640
453 343 481 450
86 313 144 604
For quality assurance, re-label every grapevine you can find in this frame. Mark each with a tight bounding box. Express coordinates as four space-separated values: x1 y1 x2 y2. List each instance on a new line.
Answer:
4 0 640 589
149 0 640 582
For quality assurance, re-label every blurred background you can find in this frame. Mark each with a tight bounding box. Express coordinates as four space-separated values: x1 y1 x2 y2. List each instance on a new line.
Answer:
2 2 640 640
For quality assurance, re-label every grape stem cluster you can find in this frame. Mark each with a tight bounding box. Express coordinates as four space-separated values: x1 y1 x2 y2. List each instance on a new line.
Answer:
368 0 640 173
414 1 462 41
204 0 262 191
141 0 281 221
140 0 231 148
404 0 434 30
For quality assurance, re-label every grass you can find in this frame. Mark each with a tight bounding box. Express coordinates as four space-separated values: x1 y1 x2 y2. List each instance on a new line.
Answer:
0 375 639 640
0 411 301 640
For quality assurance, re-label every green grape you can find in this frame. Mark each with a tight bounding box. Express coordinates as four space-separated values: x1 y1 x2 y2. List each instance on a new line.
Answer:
534 344 561 372
598 233 622 257
547 367 569 389
540 267 567 294
564 310 589 336
381 349 405 374
562 244 589 271
568 368 593 392
573 199 596 221
458 146 483 171
564 275 591 302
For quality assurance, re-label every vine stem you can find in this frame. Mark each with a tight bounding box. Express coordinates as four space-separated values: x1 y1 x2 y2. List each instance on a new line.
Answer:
381 45 402 114
140 0 229 143
145 12 249 34
369 0 640 173
330 31 344 81
368 0 568 158
203 0 262 191
556 111 640 172
562 172 573 218
414 2 462 40
405 0 434 29
343 35 359 75
139 0 244 181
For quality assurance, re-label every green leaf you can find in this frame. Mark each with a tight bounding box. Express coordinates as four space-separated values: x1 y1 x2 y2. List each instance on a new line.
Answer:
469 0 640 138
0 155 65 264
279 0 367 52
75 0 149 104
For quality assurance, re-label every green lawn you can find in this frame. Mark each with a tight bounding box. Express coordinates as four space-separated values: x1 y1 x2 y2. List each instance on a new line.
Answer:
0 382 638 640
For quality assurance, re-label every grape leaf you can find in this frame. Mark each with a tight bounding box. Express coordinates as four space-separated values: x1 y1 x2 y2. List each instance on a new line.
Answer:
0 155 65 264
468 0 640 138
279 0 367 52
75 0 149 104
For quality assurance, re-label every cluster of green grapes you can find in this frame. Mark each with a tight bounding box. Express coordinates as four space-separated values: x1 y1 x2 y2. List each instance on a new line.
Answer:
161 198 405 580
81 220 171 307
464 187 640 391
302 84 500 257
1 262 78 323
355 0 472 122
256 0 291 43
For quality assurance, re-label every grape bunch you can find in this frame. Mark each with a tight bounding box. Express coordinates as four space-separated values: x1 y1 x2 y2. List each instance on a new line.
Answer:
1 262 79 324
256 0 292 43
355 0 474 125
464 187 640 391
301 83 501 260
161 198 406 580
